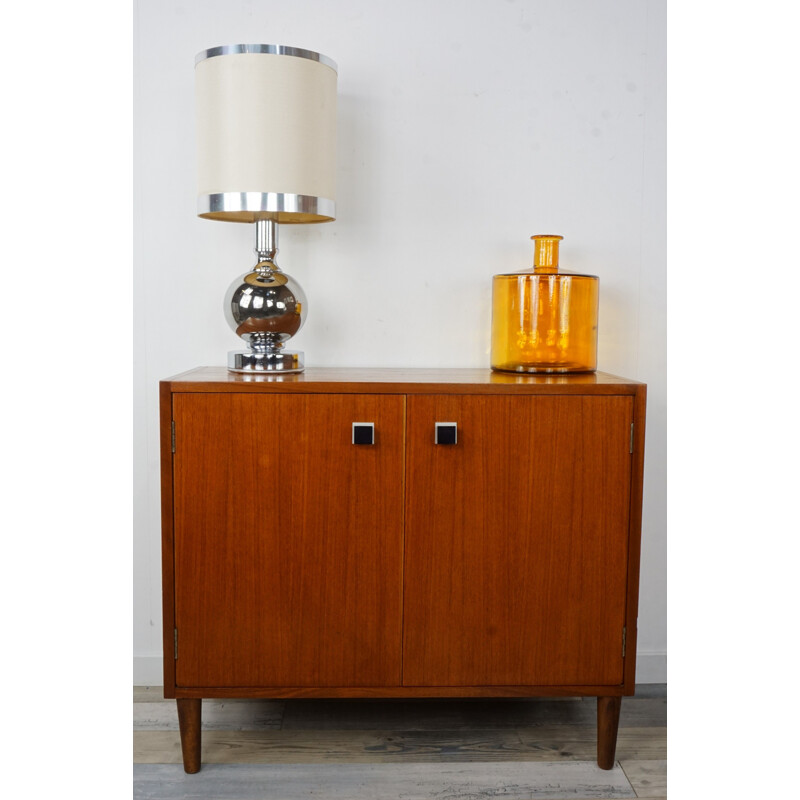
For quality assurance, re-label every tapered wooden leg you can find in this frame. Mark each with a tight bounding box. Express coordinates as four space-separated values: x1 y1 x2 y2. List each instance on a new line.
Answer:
597 695 622 770
177 698 202 773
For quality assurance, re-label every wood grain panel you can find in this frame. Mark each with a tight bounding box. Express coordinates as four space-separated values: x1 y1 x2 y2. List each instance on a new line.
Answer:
403 395 633 687
163 367 643 395
172 393 404 688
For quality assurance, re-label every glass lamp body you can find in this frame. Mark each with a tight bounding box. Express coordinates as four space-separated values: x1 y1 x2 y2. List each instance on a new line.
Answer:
491 236 599 374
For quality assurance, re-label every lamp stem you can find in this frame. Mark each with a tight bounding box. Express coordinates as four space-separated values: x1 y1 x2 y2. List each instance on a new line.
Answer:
255 218 278 263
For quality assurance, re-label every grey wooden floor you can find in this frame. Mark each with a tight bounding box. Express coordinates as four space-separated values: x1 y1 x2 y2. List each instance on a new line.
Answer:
133 686 666 799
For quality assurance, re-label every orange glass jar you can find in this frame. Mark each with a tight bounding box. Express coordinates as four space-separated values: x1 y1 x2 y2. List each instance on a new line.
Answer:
491 235 598 373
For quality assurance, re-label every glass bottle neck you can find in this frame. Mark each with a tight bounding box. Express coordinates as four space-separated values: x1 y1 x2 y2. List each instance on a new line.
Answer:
532 235 563 274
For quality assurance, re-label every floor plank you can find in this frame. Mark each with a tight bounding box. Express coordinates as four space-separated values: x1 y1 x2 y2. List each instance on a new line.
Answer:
619 759 667 797
134 699 284 730
135 729 527 765
134 686 165 703
133 687 666 797
133 761 636 799
515 727 666 763
134 726 665 765
133 695 664 731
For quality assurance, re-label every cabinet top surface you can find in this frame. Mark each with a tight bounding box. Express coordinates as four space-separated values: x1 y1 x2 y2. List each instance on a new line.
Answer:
162 367 644 394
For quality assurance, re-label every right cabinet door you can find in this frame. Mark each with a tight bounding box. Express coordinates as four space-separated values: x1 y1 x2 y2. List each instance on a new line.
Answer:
403 394 634 687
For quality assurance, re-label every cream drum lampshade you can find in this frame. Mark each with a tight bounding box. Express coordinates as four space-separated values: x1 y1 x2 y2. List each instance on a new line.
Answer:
195 44 337 224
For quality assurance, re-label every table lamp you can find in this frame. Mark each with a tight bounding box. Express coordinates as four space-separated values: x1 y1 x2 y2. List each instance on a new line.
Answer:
195 44 337 373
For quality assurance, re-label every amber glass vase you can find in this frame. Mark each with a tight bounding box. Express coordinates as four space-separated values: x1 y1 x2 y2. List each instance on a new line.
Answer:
491 235 598 373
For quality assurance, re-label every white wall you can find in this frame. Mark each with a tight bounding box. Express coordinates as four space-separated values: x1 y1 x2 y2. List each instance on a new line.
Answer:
134 0 666 683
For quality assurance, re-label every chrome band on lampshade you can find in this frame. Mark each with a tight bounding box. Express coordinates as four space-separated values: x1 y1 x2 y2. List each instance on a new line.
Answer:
196 44 337 72
198 192 335 223
195 44 337 224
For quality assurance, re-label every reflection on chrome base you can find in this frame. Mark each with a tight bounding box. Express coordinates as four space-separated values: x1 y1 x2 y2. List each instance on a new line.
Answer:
228 350 304 373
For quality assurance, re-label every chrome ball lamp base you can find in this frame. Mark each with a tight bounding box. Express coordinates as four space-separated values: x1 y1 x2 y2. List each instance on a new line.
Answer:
224 219 307 374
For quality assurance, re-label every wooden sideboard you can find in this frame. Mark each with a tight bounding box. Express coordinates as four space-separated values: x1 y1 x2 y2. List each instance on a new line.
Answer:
160 368 646 773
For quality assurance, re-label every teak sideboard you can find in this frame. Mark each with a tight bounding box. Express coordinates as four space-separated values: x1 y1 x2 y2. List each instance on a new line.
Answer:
160 367 646 773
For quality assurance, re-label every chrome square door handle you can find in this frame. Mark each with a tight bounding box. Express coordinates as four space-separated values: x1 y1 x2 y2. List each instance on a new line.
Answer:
435 422 458 445
352 422 375 445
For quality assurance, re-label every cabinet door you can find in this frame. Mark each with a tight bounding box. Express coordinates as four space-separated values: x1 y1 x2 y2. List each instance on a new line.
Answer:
172 393 404 688
403 394 633 687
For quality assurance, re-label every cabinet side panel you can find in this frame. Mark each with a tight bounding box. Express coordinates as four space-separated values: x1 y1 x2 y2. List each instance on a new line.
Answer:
159 382 176 696
172 393 404 688
623 384 647 691
403 394 633 687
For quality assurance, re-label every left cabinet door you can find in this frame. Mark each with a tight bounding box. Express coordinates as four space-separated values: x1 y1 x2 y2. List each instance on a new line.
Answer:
171 392 405 688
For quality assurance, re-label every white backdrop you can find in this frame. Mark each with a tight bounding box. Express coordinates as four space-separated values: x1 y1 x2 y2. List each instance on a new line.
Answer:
133 0 666 683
